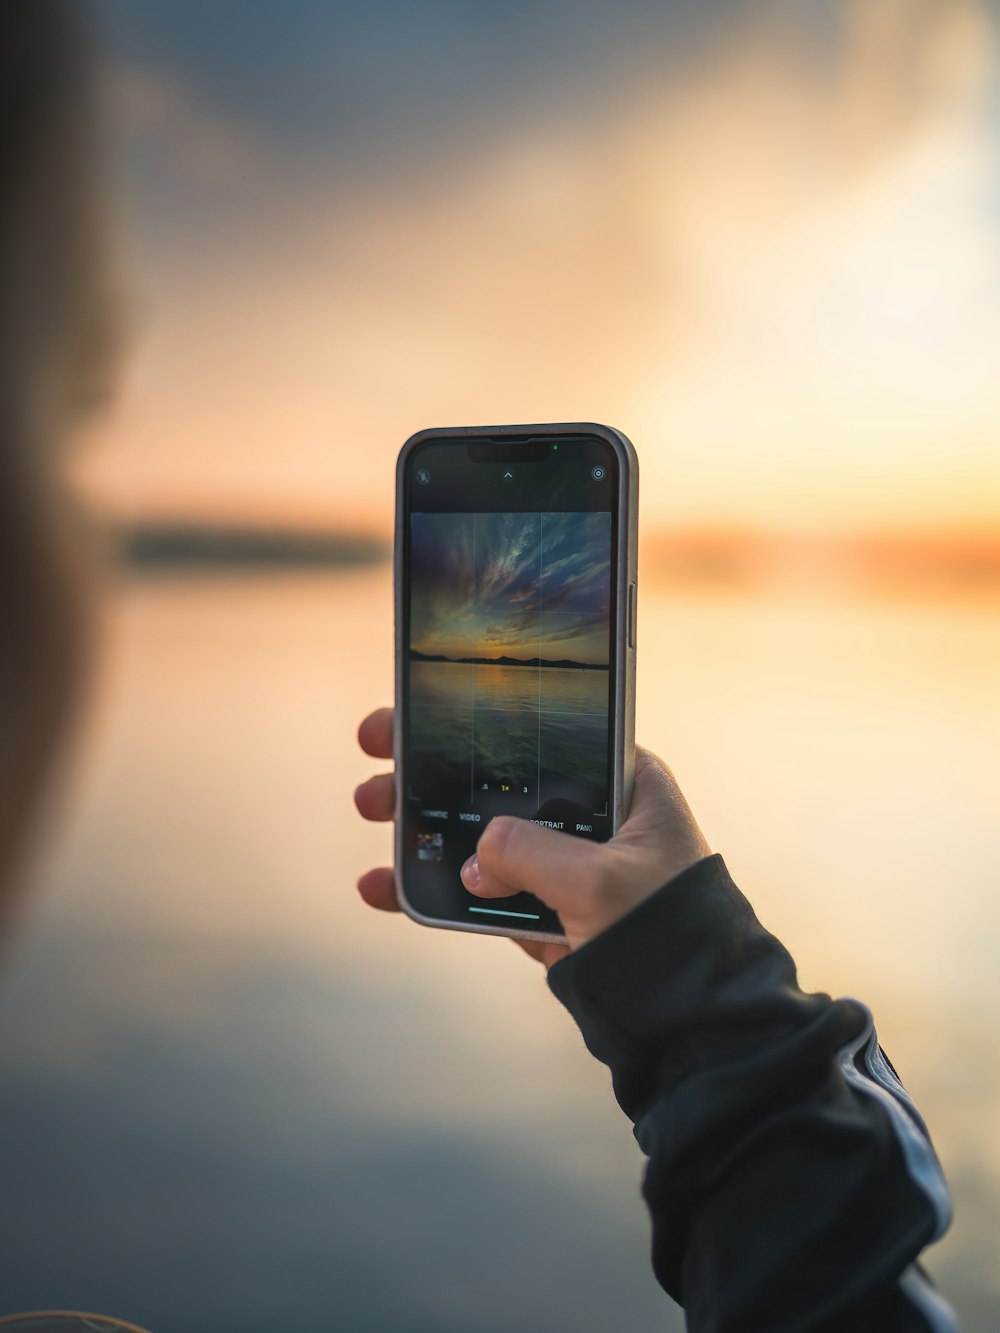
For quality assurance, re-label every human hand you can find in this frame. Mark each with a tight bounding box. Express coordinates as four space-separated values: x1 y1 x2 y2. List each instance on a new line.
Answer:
354 706 711 965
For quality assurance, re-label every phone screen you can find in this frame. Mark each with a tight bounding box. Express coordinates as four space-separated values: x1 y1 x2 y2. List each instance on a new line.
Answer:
400 433 621 935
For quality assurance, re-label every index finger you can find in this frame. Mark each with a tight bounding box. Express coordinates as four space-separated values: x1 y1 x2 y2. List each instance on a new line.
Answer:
358 707 394 759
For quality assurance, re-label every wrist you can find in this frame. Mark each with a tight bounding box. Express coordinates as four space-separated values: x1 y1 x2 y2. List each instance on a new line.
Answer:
566 842 711 951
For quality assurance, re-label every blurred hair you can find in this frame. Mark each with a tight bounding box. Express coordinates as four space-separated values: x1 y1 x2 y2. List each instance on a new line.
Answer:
0 1 112 898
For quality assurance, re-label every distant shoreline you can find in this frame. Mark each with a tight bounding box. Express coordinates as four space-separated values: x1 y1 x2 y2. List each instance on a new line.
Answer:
410 650 608 670
116 524 389 571
111 522 1000 599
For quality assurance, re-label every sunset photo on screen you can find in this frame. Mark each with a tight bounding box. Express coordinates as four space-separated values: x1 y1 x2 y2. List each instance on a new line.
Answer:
408 511 612 812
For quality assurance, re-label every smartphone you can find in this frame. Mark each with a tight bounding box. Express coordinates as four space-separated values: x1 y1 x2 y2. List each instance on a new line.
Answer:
394 422 638 942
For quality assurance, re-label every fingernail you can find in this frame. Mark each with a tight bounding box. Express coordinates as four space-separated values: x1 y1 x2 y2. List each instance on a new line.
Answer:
461 854 480 889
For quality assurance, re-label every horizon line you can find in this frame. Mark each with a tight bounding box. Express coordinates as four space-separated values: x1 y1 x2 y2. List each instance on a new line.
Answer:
410 650 609 669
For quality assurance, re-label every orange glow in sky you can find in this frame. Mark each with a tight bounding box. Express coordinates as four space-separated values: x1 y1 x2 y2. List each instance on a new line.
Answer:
78 1 1000 546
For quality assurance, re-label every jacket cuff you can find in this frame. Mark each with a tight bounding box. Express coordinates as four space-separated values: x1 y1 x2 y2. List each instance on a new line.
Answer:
546 854 805 1059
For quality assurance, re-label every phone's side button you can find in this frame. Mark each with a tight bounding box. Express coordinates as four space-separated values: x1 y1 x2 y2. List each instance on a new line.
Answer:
627 581 637 649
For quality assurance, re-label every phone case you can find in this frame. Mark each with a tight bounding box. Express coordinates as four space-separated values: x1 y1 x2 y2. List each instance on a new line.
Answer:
394 422 639 943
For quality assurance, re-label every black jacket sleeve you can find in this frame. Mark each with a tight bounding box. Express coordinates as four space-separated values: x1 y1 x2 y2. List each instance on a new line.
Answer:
546 854 956 1332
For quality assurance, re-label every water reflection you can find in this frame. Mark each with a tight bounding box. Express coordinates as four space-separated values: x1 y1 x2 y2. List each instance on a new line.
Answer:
0 568 996 1330
410 660 609 807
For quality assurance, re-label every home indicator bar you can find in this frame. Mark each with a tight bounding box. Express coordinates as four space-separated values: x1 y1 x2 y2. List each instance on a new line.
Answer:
468 906 541 920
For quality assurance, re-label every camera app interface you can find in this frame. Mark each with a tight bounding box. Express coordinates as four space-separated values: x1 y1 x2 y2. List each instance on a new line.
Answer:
403 438 617 932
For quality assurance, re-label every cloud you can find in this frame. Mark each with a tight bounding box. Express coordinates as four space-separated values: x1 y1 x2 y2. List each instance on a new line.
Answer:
111 67 271 188
410 513 611 659
80 0 1000 538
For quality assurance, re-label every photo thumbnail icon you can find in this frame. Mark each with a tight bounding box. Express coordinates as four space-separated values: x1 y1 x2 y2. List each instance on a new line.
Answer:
417 832 445 862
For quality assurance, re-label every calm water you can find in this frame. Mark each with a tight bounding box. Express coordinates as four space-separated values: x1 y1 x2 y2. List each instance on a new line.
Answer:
409 661 609 803
0 567 997 1331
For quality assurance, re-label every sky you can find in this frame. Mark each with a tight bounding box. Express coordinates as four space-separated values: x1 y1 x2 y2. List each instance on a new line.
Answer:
79 0 1000 543
410 512 611 664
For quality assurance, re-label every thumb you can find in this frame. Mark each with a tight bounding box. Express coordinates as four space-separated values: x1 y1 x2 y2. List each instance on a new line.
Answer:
462 816 604 917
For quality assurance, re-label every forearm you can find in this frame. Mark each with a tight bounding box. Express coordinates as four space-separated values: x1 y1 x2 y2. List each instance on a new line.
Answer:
548 855 955 1332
